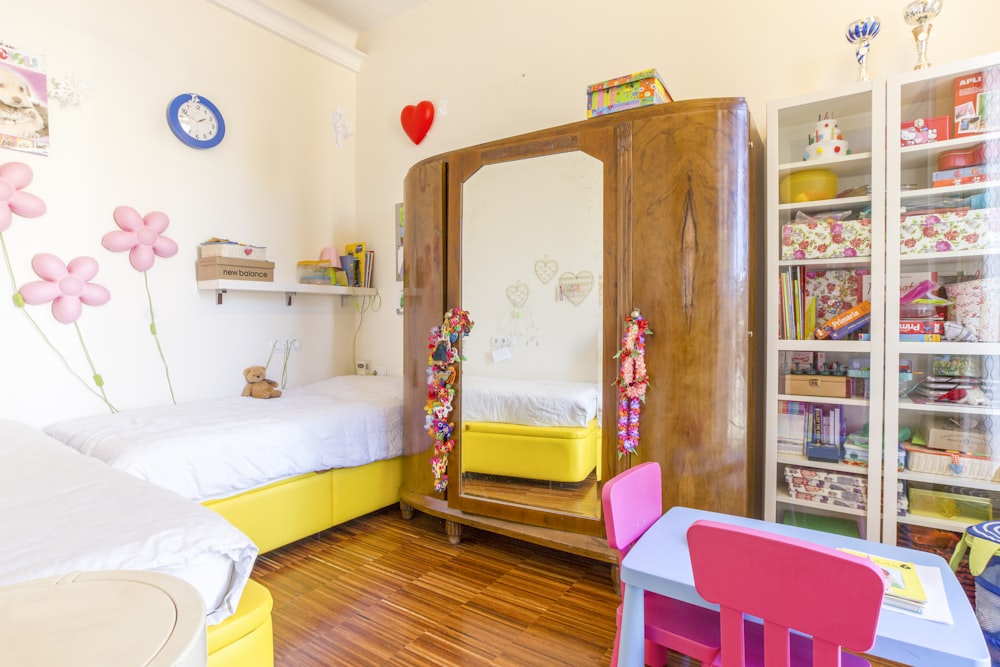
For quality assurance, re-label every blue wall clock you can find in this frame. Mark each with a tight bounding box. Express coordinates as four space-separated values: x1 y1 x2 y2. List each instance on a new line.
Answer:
167 93 225 149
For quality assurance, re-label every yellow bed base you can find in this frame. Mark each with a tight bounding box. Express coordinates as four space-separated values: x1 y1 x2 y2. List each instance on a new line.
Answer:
461 419 601 483
201 456 404 666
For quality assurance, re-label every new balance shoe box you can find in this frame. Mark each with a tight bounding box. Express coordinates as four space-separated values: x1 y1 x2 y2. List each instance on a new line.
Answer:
196 257 274 282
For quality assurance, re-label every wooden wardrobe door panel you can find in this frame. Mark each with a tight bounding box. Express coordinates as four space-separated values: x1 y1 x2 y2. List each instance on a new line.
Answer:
627 101 763 517
401 158 448 497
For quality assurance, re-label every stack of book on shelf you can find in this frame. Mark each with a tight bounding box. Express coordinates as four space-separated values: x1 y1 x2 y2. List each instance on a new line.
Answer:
839 549 928 614
784 466 866 510
780 267 871 340
342 242 376 288
777 400 809 455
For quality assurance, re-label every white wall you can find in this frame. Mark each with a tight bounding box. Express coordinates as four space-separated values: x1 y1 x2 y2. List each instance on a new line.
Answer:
6 0 999 428
3 0 360 426
351 0 1000 379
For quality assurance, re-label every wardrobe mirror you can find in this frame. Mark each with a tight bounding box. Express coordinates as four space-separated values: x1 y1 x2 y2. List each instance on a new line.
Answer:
459 150 604 519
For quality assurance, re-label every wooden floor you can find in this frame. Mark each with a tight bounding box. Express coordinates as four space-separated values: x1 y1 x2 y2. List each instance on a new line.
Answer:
252 506 909 667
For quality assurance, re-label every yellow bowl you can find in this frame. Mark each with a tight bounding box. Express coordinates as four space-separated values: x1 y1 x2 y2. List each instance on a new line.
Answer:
779 169 838 204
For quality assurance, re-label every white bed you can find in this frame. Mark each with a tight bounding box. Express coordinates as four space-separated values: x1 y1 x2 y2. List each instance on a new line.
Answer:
44 375 404 503
0 419 257 626
460 375 600 428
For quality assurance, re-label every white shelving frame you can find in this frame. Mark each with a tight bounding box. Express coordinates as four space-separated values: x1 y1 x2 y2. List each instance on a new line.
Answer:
882 51 1000 545
197 279 376 305
765 81 887 541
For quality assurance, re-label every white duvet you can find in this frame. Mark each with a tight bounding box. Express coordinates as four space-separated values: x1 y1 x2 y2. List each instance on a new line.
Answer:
0 420 257 625
44 375 404 502
461 375 600 428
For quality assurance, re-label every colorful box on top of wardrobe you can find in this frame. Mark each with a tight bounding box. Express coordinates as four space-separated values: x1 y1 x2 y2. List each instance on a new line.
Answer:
586 68 672 118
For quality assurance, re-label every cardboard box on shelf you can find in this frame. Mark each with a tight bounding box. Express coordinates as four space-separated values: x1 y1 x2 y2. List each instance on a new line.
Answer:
196 257 274 282
781 374 853 398
954 70 995 136
900 116 950 146
918 414 989 455
586 68 672 118
780 218 872 260
900 208 1000 255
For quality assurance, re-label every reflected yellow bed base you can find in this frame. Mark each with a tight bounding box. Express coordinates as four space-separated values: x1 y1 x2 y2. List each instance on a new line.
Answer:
461 419 601 483
202 456 404 667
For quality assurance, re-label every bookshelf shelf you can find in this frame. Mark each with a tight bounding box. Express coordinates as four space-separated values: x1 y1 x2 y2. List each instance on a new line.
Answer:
764 80 886 542
197 280 375 305
882 51 1000 554
768 52 1000 551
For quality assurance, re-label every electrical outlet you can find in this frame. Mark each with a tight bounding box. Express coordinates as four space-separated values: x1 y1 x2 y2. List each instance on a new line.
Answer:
373 366 387 377
356 360 372 375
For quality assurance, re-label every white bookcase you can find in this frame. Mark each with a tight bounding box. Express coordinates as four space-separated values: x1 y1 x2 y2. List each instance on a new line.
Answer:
883 52 1000 557
765 50 1000 556
765 81 887 541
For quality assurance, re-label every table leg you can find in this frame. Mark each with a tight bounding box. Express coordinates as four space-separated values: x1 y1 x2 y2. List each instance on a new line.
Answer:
618 582 644 666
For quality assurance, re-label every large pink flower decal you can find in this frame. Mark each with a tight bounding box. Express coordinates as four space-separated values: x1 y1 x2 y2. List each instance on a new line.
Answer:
19 254 110 324
102 205 178 271
0 162 46 232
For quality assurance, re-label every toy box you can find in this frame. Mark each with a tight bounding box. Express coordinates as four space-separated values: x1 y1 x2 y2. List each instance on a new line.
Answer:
899 207 1000 255
780 218 872 260
954 70 998 136
296 260 334 285
586 68 672 118
900 116 950 146
945 277 1000 342
196 257 274 282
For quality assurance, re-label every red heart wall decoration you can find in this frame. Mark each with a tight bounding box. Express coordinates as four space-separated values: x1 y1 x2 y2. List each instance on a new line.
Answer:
400 100 435 145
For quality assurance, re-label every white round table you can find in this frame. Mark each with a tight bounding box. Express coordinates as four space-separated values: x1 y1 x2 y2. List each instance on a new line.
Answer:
0 570 206 666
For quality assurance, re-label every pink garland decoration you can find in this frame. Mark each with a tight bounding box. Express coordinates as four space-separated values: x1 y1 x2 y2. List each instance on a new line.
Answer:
426 308 474 492
615 310 651 457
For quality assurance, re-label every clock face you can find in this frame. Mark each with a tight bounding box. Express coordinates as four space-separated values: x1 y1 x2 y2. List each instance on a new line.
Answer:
167 94 225 149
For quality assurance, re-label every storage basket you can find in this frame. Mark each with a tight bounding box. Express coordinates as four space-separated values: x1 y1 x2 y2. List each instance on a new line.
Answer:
905 444 1000 481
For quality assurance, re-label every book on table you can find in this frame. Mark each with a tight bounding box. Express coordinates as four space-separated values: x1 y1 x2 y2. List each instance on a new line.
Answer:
839 549 928 613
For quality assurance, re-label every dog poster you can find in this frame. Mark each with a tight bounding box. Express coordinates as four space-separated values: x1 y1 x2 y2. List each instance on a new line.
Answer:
0 41 49 156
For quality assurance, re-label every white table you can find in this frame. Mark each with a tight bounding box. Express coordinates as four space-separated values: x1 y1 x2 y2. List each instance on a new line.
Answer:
619 506 989 667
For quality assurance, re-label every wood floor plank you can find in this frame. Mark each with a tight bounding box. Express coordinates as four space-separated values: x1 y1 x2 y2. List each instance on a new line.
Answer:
252 506 913 667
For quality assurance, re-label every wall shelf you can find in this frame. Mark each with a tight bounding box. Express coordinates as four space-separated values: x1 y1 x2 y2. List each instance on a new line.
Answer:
197 280 375 305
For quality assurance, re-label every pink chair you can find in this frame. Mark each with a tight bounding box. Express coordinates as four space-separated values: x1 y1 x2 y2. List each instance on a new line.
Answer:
602 462 721 666
686 520 887 667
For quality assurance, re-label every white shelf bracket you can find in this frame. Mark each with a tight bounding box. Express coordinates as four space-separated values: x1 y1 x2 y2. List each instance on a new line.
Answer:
214 289 227 305
284 291 296 306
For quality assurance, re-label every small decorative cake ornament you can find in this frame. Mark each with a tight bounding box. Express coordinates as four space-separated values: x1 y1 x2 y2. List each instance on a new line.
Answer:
804 113 851 161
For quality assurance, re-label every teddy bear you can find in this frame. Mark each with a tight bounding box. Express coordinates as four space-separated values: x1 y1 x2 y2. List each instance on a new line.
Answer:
241 365 282 399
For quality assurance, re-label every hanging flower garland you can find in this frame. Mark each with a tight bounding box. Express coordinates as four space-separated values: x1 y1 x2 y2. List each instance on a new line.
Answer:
426 308 474 492
614 309 651 457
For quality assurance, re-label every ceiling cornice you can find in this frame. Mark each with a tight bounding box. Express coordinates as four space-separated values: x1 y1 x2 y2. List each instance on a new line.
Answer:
207 0 365 72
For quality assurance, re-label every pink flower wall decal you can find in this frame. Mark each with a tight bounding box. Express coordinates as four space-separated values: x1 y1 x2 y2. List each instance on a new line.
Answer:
19 254 110 324
0 162 47 232
102 205 178 271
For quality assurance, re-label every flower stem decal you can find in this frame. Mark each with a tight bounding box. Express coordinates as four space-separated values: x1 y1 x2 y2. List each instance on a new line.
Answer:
426 308 474 493
614 309 651 457
17 253 116 412
103 206 179 404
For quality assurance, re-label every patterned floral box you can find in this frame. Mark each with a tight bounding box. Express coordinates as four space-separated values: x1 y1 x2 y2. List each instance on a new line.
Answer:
781 218 872 260
803 269 861 321
900 208 1000 254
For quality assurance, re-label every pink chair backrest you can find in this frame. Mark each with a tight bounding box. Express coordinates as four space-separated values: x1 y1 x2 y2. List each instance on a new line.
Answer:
602 461 663 565
687 520 886 667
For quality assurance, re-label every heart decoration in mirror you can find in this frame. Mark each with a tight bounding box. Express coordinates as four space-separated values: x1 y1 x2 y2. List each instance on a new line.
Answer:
558 271 594 306
534 257 558 284
400 100 435 145
505 281 529 309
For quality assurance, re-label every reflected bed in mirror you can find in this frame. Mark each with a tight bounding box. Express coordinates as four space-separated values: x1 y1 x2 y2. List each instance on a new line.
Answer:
459 151 603 520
